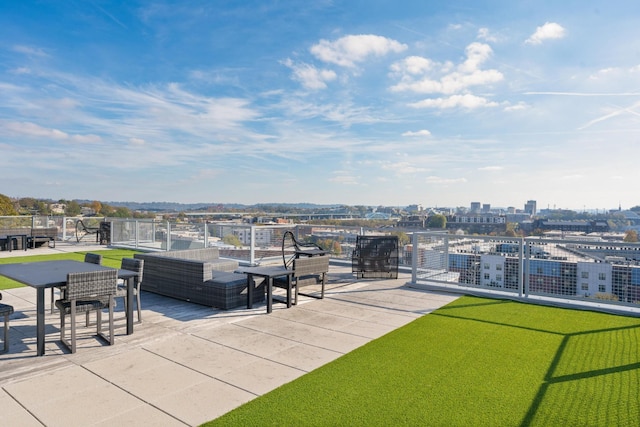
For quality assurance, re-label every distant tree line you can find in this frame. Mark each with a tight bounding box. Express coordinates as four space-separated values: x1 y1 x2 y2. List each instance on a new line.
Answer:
0 194 154 219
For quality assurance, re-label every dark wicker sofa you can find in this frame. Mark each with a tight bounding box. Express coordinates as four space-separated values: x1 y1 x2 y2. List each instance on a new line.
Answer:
134 248 263 309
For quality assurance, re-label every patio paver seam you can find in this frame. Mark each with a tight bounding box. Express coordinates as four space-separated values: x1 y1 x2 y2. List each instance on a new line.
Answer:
227 312 361 355
78 363 192 426
137 344 275 398
2 388 47 426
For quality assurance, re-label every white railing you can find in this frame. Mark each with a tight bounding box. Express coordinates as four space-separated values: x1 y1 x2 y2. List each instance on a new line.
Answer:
410 232 640 316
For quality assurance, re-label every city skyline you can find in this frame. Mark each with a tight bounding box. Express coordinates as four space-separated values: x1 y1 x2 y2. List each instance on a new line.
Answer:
2 1 640 210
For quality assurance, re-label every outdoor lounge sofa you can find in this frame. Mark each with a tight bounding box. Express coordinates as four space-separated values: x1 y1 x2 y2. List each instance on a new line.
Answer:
134 248 263 309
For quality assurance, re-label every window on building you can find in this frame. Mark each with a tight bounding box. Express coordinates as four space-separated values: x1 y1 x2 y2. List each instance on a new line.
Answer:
599 273 606 280
599 285 606 293
484 273 490 280
581 271 589 279
496 274 502 281
484 263 490 270
496 265 502 271
581 283 589 291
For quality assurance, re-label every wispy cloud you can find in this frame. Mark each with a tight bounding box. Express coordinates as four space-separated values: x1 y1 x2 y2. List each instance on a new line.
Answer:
402 130 432 137
281 59 337 90
12 45 49 57
426 176 467 184
409 94 498 109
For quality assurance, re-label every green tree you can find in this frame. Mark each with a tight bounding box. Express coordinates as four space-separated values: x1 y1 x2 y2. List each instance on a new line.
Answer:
35 200 49 215
65 200 82 216
0 193 17 215
113 207 132 218
426 214 447 229
391 231 410 245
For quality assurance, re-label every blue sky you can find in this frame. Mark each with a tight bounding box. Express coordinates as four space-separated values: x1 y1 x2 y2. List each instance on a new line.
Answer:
2 1 640 210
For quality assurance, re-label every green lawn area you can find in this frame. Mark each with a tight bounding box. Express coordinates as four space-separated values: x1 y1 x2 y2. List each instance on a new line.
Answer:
0 249 140 290
206 296 640 427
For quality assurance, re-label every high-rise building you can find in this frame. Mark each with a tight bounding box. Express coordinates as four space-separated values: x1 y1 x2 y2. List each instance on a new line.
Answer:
470 202 481 213
524 200 537 216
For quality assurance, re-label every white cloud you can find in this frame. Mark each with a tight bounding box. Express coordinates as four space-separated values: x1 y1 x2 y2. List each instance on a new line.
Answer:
329 173 359 185
425 176 467 184
70 134 102 143
282 59 337 90
310 34 407 68
477 27 497 43
390 42 503 95
478 166 503 171
382 161 427 173
409 94 498 109
525 22 566 45
389 56 433 75
459 42 493 73
402 130 432 137
4 121 69 139
504 102 528 111
2 121 103 143
130 137 145 145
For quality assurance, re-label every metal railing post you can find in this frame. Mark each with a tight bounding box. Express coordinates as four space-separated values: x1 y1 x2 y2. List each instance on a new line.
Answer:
523 239 529 297
518 237 524 298
166 221 171 251
250 226 256 265
411 232 419 283
62 216 67 241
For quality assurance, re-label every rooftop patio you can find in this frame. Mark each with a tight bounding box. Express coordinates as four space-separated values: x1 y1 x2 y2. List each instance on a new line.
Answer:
0 242 458 426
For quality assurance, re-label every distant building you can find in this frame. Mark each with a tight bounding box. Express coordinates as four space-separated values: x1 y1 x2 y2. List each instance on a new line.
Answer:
80 207 95 216
482 204 491 213
447 214 506 233
470 202 481 213
524 200 537 216
505 213 532 223
533 219 609 233
50 203 65 214
397 215 426 228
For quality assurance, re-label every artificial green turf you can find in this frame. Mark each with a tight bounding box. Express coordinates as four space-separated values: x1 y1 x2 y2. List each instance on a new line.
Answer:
0 249 140 290
206 296 640 427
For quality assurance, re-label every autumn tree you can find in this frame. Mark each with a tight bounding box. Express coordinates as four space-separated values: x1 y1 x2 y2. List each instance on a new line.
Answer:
222 234 242 247
624 229 639 243
332 240 342 255
91 200 102 215
0 193 17 215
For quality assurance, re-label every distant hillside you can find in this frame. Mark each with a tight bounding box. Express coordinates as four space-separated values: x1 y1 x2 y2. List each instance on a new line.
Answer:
77 200 342 212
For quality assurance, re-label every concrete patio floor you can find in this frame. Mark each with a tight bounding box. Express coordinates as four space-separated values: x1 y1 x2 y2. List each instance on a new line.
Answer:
0 243 459 426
